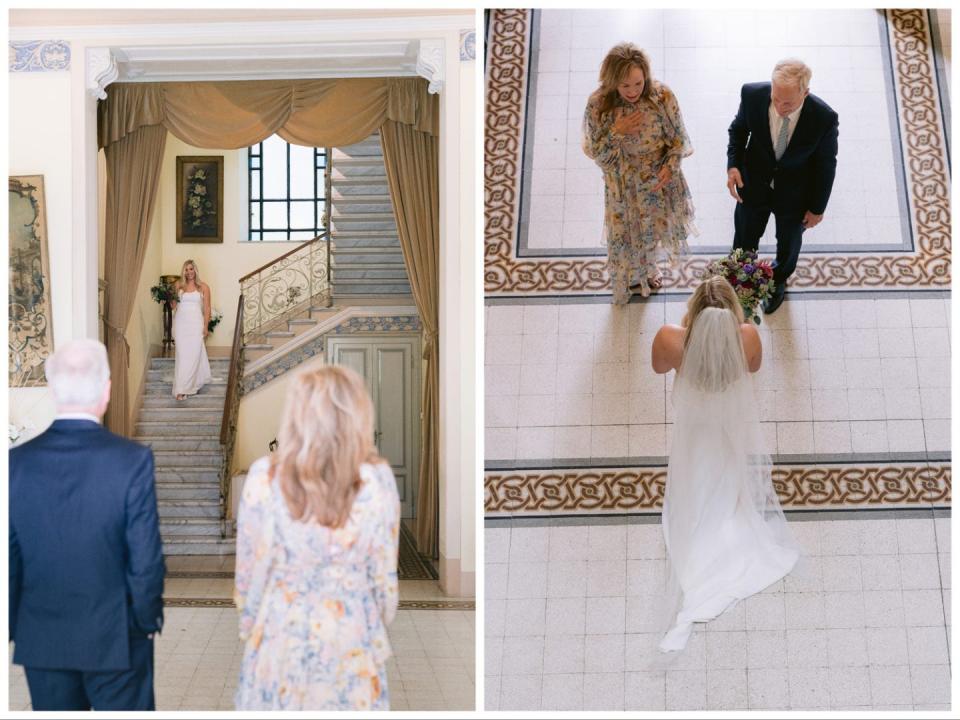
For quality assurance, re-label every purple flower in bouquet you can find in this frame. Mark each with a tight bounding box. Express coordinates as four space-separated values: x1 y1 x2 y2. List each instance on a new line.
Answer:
703 248 776 324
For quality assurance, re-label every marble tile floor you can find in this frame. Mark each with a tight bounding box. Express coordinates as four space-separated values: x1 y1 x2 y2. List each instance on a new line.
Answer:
521 8 911 255
485 294 951 464
9 567 475 711
484 513 952 711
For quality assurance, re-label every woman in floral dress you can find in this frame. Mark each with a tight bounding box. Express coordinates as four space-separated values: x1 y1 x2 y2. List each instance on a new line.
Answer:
583 43 697 304
234 366 400 711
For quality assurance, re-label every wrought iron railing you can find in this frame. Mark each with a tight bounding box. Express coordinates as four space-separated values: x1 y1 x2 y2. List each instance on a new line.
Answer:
219 294 245 538
239 147 333 344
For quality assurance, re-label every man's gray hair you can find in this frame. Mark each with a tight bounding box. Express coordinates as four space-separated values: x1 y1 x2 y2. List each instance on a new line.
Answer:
772 58 812 93
45 339 111 408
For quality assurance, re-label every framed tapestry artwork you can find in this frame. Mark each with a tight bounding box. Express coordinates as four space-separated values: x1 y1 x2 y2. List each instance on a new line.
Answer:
9 175 54 386
176 155 224 243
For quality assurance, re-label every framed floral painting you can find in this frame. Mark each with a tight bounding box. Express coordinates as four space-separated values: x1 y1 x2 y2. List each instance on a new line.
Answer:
176 156 223 243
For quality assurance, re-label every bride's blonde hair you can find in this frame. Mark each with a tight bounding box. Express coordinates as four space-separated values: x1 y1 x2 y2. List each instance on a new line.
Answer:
179 259 201 288
679 276 747 392
273 365 382 528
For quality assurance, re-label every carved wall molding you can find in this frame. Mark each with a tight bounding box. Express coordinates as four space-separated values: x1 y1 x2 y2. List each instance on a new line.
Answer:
483 9 951 297
9 40 71 72
416 38 444 94
86 47 118 100
485 462 951 515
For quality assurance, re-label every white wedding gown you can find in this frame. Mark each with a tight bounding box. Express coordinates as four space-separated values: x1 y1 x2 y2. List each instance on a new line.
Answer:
659 308 800 652
172 289 212 398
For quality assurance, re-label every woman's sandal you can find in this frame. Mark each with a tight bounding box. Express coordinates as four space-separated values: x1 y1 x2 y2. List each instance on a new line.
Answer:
648 272 664 290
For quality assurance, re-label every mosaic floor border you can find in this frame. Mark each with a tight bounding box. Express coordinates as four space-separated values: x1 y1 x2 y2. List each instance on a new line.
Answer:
484 9 951 297
484 461 950 515
163 598 476 610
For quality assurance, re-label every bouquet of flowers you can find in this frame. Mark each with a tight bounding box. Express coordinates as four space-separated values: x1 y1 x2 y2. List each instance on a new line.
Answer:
208 308 223 334
150 281 177 305
704 249 775 324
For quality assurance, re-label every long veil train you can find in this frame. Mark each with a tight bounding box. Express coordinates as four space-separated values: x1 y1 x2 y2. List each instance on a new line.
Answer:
656 307 801 654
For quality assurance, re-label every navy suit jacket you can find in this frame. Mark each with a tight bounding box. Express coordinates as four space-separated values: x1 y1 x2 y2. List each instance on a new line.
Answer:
727 82 839 215
9 419 165 671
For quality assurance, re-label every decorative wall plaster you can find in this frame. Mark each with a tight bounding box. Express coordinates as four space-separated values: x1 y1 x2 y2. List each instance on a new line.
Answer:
86 47 119 100
243 314 421 393
485 462 951 515
416 38 444 94
459 29 476 61
9 41 70 72
483 9 951 297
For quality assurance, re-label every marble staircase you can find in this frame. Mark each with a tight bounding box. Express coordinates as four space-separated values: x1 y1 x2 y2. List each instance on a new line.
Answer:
330 132 412 298
136 356 235 555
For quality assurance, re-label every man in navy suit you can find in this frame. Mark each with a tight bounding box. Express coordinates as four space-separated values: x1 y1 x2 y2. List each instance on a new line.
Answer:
9 339 165 711
726 58 839 314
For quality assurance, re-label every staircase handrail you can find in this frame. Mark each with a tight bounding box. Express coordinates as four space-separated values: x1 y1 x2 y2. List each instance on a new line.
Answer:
219 293 245 538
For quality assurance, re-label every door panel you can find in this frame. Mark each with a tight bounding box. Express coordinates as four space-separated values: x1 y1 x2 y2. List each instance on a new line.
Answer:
326 336 419 518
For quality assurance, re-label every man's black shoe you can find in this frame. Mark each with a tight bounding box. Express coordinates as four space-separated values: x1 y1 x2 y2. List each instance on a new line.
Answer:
763 287 785 315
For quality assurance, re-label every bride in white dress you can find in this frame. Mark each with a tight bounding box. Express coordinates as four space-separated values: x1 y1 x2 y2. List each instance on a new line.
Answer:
651 275 800 653
171 259 212 400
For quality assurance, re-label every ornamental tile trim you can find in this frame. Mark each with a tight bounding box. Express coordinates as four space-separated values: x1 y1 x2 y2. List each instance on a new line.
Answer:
9 41 71 72
483 9 951 297
460 29 476 61
243 314 421 393
484 462 951 515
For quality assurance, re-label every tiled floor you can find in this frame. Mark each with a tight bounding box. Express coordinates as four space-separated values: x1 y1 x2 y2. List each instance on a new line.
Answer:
8 576 475 711
486 294 950 464
521 8 906 255
485 514 951 711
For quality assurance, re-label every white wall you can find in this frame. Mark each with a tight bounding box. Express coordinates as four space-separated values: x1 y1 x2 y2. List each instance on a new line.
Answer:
9 71 74 437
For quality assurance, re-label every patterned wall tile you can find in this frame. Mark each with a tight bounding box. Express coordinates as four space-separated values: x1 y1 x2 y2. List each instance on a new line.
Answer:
9 41 71 72
483 9 951 297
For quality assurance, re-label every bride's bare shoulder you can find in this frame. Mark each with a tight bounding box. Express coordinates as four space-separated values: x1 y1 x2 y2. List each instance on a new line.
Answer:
652 324 684 374
740 323 763 371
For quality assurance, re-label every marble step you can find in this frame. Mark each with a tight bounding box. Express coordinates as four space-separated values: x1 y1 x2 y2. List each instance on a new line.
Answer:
142 395 225 409
332 250 406 265
331 165 387 180
156 483 220 501
158 500 220 518
156 467 221 483
144 377 227 391
136 420 220 437
330 233 401 248
162 536 235 556
331 199 392 214
160 518 222 536
332 181 390 197
139 437 222 452
151 357 231 367
332 144 382 159
142 408 222 422
152 450 223 467
333 268 410 281
333 283 412 296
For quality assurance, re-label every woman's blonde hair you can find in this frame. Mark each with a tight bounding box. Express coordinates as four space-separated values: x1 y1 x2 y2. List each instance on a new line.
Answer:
273 365 382 528
179 259 201 288
682 275 744 353
591 42 653 118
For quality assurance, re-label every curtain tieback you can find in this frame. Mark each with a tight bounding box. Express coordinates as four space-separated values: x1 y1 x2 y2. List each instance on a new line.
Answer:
103 320 131 367
422 329 438 360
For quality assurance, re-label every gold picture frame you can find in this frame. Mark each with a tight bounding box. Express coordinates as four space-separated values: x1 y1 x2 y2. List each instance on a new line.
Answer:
176 155 224 243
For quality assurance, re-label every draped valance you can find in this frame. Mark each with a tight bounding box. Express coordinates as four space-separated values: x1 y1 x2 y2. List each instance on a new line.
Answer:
98 76 438 149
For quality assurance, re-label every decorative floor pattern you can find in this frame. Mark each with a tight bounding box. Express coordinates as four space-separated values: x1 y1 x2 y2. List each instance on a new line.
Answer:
484 8 950 296
400 521 440 580
485 513 951 711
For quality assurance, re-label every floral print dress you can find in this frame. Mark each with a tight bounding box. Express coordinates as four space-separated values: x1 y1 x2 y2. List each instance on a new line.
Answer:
583 81 697 305
234 457 400 711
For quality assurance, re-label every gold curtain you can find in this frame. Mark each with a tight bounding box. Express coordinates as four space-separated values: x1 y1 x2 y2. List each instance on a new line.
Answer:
98 77 437 149
102 124 168 435
98 76 440 555
380 120 440 559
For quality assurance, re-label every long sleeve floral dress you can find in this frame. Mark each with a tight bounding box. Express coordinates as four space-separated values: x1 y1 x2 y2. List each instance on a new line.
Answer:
234 457 400 711
583 81 697 305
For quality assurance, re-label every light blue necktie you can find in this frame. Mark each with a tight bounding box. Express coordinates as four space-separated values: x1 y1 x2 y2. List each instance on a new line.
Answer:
774 115 790 160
